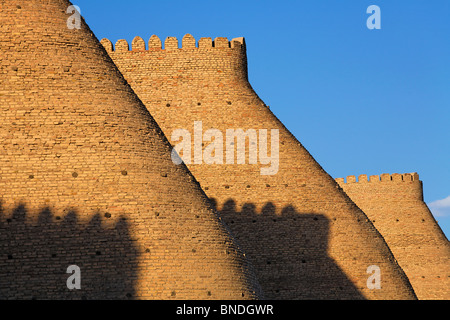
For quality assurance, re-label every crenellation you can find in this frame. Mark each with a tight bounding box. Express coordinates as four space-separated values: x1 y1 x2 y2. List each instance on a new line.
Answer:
403 173 413 182
132 36 146 51
182 34 196 49
231 37 246 49
100 38 113 53
148 34 162 50
335 177 345 184
165 36 179 51
336 172 421 185
198 37 213 49
101 35 245 53
214 37 230 48
358 174 368 183
115 39 129 52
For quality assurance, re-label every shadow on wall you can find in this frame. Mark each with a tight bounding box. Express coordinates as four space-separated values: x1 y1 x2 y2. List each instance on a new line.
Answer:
210 198 365 300
0 203 139 300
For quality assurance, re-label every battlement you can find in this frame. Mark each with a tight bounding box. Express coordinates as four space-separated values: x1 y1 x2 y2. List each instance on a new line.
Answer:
335 172 420 184
102 34 251 101
100 34 246 53
336 172 424 202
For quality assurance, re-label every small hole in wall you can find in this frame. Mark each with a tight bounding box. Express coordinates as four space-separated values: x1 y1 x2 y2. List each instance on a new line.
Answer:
227 101 232 105
96 251 101 256
16 5 22 9
55 216 61 220
198 103 201 106
313 217 318 221
8 255 13 260
171 291 176 297
7 219 12 223
302 260 306 264
192 249 196 253
166 103 171 107
104 212 111 219
12 66 18 72
29 175 34 179
145 248 150 253
266 184 270 188
121 170 128 176
72 172 78 178
207 291 212 296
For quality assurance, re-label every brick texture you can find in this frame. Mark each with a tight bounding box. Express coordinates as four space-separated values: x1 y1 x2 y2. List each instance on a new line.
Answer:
336 173 450 299
104 35 418 299
0 0 263 300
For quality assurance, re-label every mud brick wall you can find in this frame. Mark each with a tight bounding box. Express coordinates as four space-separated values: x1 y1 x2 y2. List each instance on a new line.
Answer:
0 0 263 300
104 35 417 299
336 173 450 299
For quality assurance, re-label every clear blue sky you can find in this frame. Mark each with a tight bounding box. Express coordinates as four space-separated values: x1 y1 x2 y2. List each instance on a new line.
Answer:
74 0 450 238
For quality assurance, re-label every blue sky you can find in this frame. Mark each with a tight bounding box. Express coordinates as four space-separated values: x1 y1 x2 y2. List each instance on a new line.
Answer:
74 0 450 238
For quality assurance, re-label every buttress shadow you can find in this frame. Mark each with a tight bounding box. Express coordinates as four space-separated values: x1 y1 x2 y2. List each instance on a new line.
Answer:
210 198 365 300
0 202 139 300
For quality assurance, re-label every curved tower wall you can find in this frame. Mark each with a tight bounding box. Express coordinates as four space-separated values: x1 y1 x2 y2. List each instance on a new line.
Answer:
0 1 263 300
104 35 417 299
336 173 450 300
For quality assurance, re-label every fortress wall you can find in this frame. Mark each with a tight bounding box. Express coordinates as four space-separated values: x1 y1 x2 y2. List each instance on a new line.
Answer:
336 173 450 299
102 35 250 115
0 1 263 300
104 35 417 299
